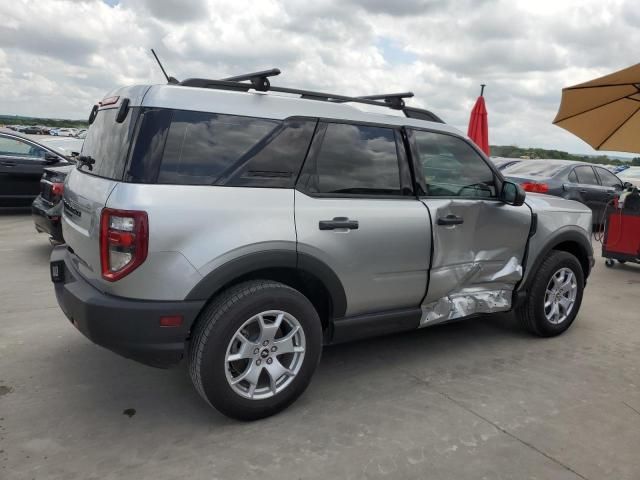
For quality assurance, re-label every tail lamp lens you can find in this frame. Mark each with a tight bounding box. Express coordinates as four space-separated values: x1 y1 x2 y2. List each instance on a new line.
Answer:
51 182 64 197
100 208 148 281
521 182 549 193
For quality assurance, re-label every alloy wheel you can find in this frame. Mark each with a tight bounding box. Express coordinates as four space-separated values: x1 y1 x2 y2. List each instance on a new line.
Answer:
543 267 578 325
224 310 306 400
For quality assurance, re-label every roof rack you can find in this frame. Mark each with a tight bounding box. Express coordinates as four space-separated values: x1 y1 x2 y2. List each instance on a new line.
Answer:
178 69 444 123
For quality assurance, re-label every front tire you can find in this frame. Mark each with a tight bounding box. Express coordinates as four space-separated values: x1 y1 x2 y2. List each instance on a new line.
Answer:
517 251 584 337
189 280 322 421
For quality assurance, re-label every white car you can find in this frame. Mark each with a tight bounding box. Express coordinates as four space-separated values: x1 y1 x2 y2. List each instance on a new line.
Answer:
618 167 640 188
52 128 77 137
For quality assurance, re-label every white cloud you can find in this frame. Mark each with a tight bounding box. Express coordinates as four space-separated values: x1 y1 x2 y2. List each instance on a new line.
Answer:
0 0 638 155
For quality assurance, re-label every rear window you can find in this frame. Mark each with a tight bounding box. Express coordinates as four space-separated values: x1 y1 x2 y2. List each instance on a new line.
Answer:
503 161 567 177
80 107 139 179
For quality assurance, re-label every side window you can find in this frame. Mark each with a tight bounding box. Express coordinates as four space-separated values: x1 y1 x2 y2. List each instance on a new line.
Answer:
411 130 496 197
0 136 45 159
595 167 622 188
568 169 578 183
574 166 599 185
307 123 402 195
223 119 317 188
158 111 279 186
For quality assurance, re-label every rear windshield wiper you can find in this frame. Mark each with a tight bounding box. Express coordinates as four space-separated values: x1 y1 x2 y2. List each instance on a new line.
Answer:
77 155 95 171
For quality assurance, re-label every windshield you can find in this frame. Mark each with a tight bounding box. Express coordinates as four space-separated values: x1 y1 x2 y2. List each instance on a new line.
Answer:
79 107 139 179
503 161 568 177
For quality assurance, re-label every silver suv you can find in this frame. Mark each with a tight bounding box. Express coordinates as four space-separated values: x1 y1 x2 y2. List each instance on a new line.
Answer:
50 71 594 420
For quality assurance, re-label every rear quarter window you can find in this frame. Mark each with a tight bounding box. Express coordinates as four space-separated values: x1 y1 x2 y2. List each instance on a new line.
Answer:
125 110 316 187
157 111 279 186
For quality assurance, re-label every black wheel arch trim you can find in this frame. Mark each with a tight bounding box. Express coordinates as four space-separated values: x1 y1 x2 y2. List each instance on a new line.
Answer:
517 228 593 299
297 252 347 318
185 250 348 318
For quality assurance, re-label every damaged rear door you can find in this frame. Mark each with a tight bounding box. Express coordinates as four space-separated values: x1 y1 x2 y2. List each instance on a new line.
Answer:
406 129 531 326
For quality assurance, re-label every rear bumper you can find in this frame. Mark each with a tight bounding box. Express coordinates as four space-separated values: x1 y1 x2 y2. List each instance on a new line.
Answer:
51 247 205 368
32 196 63 242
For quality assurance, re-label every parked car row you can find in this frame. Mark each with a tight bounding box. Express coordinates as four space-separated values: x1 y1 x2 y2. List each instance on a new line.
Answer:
4 125 86 137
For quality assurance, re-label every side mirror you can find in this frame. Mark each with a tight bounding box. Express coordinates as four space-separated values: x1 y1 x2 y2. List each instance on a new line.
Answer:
501 180 526 206
623 182 633 190
44 152 59 164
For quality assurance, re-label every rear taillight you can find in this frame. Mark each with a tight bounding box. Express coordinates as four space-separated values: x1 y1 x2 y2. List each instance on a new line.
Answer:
100 208 148 281
51 182 64 197
521 182 549 193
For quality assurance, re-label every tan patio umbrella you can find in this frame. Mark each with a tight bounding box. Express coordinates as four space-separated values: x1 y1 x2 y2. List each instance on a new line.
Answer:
553 63 640 154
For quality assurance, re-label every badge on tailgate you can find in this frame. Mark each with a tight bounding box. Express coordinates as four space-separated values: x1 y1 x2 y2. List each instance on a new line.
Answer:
63 198 82 217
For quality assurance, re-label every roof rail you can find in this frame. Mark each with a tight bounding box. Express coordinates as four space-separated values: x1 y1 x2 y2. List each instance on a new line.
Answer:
178 70 444 123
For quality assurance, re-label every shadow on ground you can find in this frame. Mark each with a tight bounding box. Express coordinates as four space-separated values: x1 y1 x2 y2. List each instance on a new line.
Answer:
35 312 525 425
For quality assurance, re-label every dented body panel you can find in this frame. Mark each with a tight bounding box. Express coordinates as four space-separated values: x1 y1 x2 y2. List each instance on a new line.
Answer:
419 198 532 326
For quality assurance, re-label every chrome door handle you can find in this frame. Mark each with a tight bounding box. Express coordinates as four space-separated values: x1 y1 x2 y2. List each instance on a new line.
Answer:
319 217 359 230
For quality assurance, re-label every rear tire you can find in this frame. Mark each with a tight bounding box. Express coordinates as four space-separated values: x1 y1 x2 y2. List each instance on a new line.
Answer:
517 251 584 337
189 280 322 421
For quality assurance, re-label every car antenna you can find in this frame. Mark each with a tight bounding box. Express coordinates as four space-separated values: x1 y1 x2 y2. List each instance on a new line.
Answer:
150 49 179 84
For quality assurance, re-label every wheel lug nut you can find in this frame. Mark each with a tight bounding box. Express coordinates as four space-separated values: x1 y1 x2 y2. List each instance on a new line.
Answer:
262 340 269 346
266 358 273 364
271 346 277 352
253 348 260 355
256 359 261 366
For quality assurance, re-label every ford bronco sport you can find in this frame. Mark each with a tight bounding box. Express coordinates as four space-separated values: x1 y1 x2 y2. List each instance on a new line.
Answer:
50 69 594 420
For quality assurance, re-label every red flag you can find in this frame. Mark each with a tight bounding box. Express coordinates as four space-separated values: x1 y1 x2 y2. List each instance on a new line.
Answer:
468 86 489 155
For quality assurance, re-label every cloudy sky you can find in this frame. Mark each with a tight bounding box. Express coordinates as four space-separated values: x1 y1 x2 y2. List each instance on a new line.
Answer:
1 0 638 154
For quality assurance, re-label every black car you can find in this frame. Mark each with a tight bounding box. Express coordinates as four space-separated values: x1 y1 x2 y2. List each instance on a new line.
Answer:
32 164 74 244
22 125 42 134
503 160 631 223
0 130 71 209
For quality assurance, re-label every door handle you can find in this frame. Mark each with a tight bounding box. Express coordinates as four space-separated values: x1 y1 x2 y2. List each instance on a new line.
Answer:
319 217 359 230
437 214 464 226
579 189 587 194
